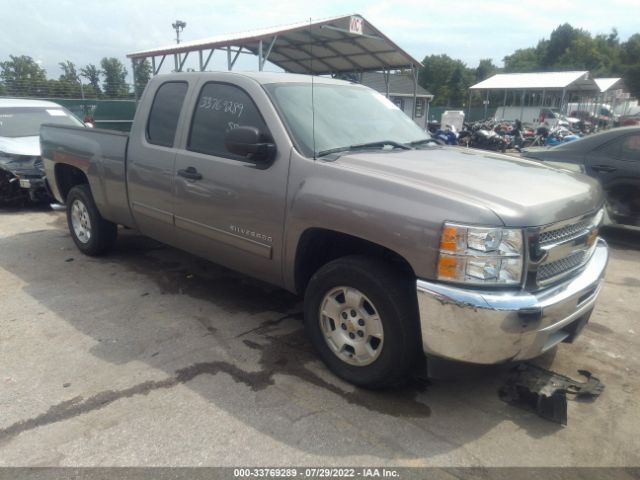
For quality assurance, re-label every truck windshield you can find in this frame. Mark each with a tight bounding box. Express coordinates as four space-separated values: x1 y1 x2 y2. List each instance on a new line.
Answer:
0 107 82 138
264 82 431 158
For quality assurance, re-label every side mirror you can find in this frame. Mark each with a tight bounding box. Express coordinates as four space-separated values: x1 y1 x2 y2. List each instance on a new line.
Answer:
224 126 276 163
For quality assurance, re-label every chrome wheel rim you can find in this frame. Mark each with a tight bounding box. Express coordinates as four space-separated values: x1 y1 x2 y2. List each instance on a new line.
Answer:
319 286 384 367
70 199 92 244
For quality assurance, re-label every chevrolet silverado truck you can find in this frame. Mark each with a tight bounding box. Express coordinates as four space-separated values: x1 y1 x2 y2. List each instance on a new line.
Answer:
41 72 609 388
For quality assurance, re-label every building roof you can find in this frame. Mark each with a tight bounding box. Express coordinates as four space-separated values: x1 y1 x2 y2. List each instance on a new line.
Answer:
470 71 598 91
127 14 422 75
594 77 623 93
358 72 432 98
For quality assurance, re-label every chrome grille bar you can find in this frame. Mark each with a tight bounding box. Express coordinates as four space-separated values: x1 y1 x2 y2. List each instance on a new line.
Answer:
528 209 604 289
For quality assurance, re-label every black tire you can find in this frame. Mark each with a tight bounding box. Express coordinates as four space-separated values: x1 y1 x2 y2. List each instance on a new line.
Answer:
304 255 421 389
66 184 117 256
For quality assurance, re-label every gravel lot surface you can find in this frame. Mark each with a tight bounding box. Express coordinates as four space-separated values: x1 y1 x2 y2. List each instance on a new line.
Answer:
1 205 638 467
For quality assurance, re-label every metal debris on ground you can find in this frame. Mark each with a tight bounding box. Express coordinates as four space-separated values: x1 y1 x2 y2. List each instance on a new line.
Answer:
499 363 605 425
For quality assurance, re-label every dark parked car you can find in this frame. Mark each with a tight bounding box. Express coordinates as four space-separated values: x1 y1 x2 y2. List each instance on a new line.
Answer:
522 127 640 226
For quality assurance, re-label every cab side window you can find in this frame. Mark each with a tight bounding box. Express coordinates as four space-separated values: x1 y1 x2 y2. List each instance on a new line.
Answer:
146 82 188 147
188 82 269 159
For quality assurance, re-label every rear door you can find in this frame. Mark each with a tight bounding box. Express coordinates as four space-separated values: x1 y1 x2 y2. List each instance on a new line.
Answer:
127 80 190 244
586 132 640 225
172 77 290 284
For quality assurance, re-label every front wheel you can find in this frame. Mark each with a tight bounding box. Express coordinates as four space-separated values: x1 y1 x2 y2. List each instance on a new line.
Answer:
304 255 421 389
66 184 117 256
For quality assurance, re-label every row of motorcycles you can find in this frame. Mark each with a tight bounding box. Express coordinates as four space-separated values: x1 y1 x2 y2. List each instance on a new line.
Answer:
430 119 589 152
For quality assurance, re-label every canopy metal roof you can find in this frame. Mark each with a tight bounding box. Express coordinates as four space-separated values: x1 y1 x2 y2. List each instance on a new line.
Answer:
470 71 598 91
127 14 422 75
594 77 623 93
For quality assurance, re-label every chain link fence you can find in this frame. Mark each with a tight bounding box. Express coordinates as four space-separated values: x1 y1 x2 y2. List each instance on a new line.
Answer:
0 80 138 131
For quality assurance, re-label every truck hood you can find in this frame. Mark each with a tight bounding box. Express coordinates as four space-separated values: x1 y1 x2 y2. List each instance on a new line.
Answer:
0 136 41 156
334 146 603 227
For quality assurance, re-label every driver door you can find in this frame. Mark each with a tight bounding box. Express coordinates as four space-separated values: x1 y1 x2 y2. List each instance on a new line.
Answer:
172 79 289 284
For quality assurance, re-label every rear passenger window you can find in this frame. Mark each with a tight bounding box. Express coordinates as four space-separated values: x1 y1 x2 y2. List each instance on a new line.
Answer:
188 82 268 159
621 134 640 162
147 82 188 147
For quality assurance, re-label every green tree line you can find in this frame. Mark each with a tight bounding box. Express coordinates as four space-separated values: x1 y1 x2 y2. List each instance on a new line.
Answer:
420 23 640 107
1 23 638 105
0 55 151 99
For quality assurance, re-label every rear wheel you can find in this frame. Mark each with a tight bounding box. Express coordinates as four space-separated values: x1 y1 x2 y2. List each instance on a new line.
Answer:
66 184 117 256
304 255 420 389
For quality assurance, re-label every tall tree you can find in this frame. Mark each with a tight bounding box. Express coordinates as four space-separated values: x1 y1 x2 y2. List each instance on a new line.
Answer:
503 48 539 72
59 60 79 83
132 59 152 97
80 64 102 97
100 57 128 98
0 55 47 96
419 54 472 106
542 23 583 68
475 59 498 83
58 60 81 97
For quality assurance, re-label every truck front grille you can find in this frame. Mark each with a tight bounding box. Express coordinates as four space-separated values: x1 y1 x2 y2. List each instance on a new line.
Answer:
538 219 591 246
528 209 603 289
536 250 587 283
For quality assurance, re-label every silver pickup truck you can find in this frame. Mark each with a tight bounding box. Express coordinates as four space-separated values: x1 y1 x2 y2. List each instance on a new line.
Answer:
41 72 609 388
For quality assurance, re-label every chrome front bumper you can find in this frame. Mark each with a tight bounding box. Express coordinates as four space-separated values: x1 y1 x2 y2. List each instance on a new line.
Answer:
416 238 608 364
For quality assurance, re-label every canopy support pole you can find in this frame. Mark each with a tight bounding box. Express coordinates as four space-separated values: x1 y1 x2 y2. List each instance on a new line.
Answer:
178 51 189 72
519 90 526 122
202 49 214 71
426 98 430 123
131 59 138 102
383 68 390 98
227 46 242 71
484 89 490 120
498 90 506 120
259 36 277 71
153 55 166 75
411 64 417 120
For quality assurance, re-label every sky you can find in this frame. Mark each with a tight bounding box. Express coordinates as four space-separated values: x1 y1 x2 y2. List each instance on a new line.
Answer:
1 0 639 83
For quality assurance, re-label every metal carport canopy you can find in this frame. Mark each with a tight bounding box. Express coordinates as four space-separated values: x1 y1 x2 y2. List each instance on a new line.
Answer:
470 71 599 92
594 77 624 93
126 14 422 75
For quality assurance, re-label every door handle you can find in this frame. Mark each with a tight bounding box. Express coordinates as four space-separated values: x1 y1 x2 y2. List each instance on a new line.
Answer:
177 166 203 180
591 165 616 173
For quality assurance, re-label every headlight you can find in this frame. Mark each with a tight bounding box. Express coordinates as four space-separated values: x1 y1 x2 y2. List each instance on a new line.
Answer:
437 223 524 286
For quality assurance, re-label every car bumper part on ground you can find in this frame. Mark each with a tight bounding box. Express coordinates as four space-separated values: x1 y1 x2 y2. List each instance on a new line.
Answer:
416 238 609 364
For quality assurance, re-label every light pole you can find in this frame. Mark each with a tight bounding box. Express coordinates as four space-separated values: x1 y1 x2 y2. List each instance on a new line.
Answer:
172 20 187 44
172 20 187 72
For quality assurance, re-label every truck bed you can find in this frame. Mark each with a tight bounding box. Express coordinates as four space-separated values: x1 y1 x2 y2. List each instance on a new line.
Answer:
40 124 133 226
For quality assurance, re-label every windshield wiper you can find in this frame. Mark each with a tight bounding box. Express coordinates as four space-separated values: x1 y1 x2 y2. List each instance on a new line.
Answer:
317 140 412 157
